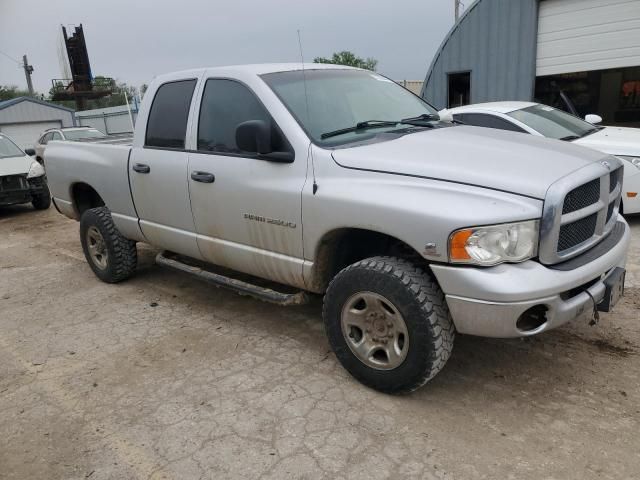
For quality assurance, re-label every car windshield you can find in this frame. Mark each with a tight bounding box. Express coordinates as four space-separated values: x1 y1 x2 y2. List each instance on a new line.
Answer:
507 104 598 140
0 135 25 159
63 129 105 140
261 69 439 146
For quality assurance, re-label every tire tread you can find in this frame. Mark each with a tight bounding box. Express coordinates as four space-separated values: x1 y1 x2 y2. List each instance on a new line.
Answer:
323 256 455 394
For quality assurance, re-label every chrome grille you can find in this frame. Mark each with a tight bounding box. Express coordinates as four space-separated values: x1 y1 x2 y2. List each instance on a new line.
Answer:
539 159 624 265
557 213 597 251
562 179 600 214
609 169 621 193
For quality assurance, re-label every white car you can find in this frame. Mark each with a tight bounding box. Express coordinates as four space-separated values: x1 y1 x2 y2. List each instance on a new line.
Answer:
0 133 50 210
445 102 640 214
34 127 105 164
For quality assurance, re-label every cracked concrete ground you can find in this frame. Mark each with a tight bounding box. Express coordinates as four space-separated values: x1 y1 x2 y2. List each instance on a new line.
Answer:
1 205 639 480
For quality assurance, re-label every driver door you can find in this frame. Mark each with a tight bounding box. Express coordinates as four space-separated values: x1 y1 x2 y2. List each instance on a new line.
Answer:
187 78 307 288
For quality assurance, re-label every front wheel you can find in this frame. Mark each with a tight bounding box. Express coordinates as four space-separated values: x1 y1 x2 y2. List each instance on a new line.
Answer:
31 184 51 210
80 207 137 283
323 256 455 394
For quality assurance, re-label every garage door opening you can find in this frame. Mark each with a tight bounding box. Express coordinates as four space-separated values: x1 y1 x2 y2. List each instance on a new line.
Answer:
448 72 471 108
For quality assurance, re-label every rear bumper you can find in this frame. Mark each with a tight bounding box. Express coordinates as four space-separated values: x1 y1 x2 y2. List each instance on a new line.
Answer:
431 216 630 338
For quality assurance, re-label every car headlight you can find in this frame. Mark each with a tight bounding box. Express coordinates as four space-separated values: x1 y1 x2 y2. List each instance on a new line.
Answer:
448 220 539 266
617 155 640 169
27 161 45 179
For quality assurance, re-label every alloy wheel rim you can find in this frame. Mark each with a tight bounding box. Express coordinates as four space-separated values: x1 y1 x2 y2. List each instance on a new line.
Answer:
340 291 409 370
86 226 108 270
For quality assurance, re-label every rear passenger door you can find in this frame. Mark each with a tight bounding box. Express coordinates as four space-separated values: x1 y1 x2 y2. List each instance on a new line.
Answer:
130 78 204 259
187 78 307 288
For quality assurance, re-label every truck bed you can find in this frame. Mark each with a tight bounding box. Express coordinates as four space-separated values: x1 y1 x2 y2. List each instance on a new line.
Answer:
72 133 134 146
45 139 138 229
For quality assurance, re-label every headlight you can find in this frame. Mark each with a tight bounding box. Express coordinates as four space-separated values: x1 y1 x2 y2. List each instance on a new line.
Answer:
449 220 539 266
27 161 45 179
617 155 640 169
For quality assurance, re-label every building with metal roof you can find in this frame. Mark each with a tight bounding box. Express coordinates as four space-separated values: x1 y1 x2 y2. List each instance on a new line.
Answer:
421 0 640 126
0 97 75 149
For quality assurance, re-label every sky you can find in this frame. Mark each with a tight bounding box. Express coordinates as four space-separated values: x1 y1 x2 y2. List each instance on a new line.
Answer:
0 0 460 95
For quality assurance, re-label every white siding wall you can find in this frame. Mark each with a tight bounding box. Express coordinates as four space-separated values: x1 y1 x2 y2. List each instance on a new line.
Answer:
537 0 640 76
0 101 75 126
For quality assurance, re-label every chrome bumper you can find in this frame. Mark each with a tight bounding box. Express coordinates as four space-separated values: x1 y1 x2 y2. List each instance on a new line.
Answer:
431 216 630 338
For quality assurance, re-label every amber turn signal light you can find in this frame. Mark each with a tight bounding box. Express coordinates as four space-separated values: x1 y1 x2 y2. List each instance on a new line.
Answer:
449 229 473 260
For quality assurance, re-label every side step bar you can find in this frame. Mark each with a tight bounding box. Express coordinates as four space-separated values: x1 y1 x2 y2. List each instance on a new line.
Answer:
155 252 309 306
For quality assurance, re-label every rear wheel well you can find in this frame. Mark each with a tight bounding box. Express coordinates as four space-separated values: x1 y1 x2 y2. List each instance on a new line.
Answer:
71 183 105 217
309 228 426 292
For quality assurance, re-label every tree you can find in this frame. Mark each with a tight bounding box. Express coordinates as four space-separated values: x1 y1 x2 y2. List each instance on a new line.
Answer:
313 51 378 71
0 85 38 101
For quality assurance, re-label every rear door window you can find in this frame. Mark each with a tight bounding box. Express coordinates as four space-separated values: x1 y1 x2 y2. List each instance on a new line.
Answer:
145 79 197 149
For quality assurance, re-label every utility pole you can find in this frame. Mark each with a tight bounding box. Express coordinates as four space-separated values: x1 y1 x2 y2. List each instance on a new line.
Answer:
22 55 34 95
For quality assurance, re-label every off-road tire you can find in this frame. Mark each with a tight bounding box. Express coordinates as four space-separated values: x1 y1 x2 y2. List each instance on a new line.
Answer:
31 185 51 210
323 256 455 394
80 207 137 283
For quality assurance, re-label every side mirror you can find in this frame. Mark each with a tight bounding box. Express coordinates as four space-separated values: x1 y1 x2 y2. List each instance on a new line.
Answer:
585 114 602 125
24 148 36 156
438 109 454 123
236 120 273 155
235 120 294 163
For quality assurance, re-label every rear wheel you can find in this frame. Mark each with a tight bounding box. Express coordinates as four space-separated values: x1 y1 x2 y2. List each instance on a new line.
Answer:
80 207 137 283
323 256 455 394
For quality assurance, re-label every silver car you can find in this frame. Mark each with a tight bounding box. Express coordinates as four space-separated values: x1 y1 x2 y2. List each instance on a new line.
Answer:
34 127 105 164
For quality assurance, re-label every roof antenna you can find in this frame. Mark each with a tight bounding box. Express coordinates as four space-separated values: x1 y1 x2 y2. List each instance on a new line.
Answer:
297 29 318 195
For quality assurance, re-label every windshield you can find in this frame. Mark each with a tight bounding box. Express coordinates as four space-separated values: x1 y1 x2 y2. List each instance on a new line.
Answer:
63 129 105 140
0 135 25 159
261 69 439 146
507 104 597 140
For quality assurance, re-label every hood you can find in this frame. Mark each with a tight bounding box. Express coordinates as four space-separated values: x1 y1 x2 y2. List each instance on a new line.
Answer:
574 126 640 157
0 154 33 176
331 126 611 199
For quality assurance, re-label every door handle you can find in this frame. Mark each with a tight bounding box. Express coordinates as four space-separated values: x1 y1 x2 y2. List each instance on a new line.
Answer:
191 171 215 183
133 163 150 174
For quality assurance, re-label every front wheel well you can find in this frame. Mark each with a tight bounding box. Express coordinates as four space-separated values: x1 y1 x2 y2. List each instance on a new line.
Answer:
308 228 427 292
71 183 105 217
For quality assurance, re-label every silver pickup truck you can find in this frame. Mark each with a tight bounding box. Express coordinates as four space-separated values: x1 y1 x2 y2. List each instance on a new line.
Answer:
46 64 630 393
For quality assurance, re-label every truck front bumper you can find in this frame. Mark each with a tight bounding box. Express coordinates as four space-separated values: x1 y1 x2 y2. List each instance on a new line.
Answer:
430 217 630 338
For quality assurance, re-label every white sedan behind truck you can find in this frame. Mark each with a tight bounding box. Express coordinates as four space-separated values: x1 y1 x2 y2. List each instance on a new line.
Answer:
446 102 640 215
0 134 50 210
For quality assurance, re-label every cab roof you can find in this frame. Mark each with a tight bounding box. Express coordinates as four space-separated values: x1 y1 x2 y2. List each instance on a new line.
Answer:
151 63 360 83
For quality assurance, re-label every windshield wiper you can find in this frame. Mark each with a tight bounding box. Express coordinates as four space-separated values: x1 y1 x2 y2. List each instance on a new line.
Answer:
320 114 442 140
400 113 440 124
320 120 400 140
559 135 581 141
579 128 600 138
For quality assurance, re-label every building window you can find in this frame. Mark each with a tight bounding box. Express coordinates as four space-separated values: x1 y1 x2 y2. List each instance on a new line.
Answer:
448 72 471 108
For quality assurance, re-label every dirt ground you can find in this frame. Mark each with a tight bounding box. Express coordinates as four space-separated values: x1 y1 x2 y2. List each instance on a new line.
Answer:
1 205 639 480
